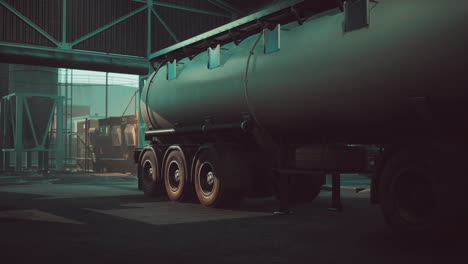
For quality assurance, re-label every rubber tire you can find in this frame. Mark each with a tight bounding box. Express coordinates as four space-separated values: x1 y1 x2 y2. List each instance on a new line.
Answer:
164 149 189 201
139 151 162 197
194 147 243 208
380 146 468 238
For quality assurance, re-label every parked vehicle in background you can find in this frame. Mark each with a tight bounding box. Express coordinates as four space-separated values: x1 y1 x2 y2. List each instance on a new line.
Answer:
77 115 137 173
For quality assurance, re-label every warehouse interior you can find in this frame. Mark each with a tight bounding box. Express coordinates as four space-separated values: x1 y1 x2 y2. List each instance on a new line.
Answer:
1 1 467 263
1 0 277 173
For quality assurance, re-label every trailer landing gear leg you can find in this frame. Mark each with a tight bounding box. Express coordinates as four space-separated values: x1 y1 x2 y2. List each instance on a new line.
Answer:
273 171 294 215
328 172 342 211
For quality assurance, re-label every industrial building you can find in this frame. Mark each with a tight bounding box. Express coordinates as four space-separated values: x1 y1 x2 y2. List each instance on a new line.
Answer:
1 0 467 263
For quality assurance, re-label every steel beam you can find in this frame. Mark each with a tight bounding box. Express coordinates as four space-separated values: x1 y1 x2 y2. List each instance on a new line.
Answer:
0 42 149 75
149 0 303 61
70 5 147 47
14 95 23 171
0 0 62 47
42 100 57 148
152 8 180 43
62 0 67 44
23 98 40 148
147 0 153 56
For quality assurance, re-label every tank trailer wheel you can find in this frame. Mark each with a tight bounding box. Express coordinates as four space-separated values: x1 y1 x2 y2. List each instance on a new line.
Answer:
164 149 190 201
194 147 243 208
139 151 163 197
380 147 468 238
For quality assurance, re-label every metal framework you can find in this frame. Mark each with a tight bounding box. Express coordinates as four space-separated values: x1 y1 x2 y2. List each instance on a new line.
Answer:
1 93 64 171
0 0 244 74
149 0 305 62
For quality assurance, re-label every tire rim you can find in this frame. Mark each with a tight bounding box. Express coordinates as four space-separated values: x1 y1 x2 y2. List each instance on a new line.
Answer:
393 168 438 225
143 160 154 182
168 160 181 191
199 162 215 195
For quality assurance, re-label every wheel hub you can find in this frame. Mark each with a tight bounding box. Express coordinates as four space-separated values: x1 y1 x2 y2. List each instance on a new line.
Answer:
199 162 215 195
168 161 181 190
206 172 214 185
174 169 180 182
143 160 154 181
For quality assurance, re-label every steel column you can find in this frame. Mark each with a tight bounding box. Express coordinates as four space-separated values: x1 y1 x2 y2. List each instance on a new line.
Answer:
55 96 64 171
62 0 67 45
0 42 149 75
147 0 153 56
329 173 343 211
105 72 109 119
137 76 147 148
14 95 23 171
0 100 3 171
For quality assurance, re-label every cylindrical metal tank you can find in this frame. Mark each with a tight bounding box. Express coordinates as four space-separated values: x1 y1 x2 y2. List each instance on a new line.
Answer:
8 64 58 94
142 0 468 143
8 64 58 148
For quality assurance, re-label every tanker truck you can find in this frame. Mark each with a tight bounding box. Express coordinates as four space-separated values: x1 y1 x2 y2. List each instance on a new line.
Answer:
135 0 468 236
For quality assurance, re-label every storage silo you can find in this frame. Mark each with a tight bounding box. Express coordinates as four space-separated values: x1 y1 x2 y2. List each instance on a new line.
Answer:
2 64 62 171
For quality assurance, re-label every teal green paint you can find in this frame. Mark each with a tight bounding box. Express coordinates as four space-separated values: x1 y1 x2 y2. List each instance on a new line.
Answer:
55 97 64 171
23 98 40 147
62 0 67 45
147 0 153 57
149 0 302 61
14 95 23 171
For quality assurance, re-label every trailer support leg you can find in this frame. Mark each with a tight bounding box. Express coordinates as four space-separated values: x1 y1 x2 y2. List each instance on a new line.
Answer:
328 172 342 211
273 171 293 215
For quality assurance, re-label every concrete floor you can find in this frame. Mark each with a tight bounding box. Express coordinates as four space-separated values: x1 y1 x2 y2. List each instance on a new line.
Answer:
0 173 466 263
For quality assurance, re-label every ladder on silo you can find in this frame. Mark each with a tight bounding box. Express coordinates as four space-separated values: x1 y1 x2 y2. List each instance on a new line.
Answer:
49 69 75 171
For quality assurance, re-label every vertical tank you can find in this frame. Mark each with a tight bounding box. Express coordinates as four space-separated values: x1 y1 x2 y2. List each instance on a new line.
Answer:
8 64 58 94
8 64 58 149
